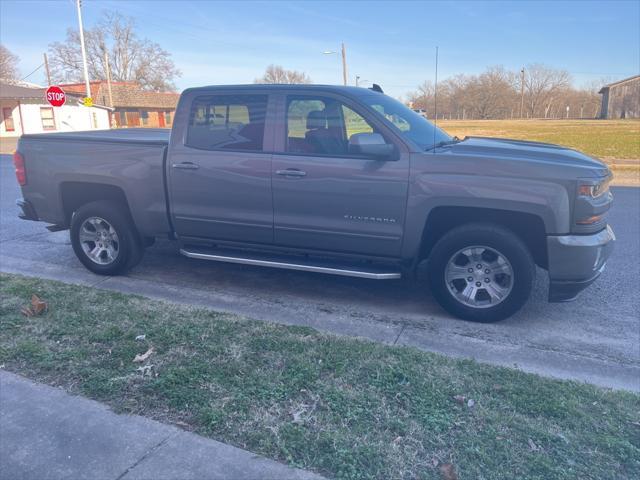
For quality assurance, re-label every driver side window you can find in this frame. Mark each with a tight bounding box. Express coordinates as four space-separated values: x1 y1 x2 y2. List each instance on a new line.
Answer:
285 96 377 156
342 105 374 139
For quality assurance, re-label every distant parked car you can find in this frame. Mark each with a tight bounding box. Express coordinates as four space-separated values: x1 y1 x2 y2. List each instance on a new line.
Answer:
14 84 614 322
412 108 427 118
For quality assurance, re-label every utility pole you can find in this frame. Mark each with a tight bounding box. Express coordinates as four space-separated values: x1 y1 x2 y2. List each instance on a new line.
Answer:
341 42 348 86
76 0 91 100
104 50 114 108
519 67 525 119
43 53 51 86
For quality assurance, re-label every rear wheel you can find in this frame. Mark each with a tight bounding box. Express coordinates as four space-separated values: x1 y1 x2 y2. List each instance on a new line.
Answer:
427 223 535 322
70 201 144 275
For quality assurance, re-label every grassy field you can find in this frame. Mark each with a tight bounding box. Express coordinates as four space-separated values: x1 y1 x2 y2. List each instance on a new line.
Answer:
438 119 640 162
1 273 638 480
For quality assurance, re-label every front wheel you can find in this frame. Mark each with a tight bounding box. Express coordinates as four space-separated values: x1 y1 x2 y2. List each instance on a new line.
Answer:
427 223 535 322
70 201 144 275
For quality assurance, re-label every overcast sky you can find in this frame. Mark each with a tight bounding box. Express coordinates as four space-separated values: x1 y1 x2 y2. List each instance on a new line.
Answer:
1 0 638 98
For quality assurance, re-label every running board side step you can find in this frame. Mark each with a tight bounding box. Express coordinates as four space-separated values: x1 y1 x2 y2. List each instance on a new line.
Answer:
179 248 402 280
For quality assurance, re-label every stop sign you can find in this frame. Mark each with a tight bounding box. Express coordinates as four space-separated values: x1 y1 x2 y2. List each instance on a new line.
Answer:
45 86 66 107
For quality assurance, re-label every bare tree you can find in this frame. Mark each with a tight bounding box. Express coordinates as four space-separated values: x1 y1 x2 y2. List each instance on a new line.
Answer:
254 65 312 84
407 64 599 120
48 12 180 91
406 81 435 113
466 67 516 119
523 63 571 118
0 44 19 81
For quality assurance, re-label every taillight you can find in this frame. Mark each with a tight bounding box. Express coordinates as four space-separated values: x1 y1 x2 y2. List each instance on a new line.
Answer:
13 151 26 186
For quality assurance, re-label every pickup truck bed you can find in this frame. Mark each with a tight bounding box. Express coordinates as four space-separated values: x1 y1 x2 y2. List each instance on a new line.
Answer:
18 129 171 237
21 128 170 146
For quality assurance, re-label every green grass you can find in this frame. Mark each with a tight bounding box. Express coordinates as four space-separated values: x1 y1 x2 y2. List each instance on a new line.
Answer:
439 119 640 162
1 273 638 480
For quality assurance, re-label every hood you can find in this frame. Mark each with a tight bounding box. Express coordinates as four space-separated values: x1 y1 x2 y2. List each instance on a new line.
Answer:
449 136 609 174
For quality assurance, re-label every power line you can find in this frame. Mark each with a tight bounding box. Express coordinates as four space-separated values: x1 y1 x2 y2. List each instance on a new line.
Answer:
21 63 44 81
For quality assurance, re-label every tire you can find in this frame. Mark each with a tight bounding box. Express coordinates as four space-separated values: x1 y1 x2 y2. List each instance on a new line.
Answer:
70 200 144 275
427 223 535 322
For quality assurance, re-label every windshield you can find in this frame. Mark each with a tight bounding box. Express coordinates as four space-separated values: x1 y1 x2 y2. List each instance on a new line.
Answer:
359 93 452 150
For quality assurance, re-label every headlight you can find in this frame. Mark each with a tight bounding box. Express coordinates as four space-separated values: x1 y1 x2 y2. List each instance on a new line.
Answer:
578 177 611 198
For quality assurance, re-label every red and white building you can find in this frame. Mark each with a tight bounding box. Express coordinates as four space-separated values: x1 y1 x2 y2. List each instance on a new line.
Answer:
0 82 111 137
60 81 180 128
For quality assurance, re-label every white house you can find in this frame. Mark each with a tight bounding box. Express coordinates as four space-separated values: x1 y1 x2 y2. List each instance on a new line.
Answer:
0 82 112 137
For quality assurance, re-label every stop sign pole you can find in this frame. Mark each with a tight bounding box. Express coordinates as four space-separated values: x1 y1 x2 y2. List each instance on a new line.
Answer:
45 86 66 107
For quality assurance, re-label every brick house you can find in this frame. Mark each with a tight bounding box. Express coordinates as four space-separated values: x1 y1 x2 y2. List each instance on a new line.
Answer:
60 81 180 128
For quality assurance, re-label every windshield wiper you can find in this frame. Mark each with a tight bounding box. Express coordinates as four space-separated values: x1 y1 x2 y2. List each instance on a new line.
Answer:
425 136 461 151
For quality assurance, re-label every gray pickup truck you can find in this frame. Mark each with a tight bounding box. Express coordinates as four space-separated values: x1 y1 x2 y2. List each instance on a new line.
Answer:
14 84 615 322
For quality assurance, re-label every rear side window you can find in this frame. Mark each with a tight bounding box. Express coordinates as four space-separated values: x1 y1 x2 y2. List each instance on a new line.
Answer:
186 94 268 151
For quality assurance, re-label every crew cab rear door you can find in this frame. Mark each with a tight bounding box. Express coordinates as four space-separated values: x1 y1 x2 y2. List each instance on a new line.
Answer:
271 92 409 257
167 90 275 244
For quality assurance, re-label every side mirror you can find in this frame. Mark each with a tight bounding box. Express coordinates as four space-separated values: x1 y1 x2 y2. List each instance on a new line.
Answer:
348 133 395 159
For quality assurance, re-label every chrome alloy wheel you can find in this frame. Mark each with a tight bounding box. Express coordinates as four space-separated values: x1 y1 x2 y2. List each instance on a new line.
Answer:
79 216 120 265
444 246 514 309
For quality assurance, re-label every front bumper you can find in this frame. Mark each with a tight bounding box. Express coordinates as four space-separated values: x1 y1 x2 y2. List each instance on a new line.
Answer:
547 225 615 302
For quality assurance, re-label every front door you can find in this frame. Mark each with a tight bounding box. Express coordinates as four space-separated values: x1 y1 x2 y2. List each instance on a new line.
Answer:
168 93 274 244
272 94 409 257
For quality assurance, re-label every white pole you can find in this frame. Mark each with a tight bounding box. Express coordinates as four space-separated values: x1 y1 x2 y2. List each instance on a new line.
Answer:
76 0 91 99
341 43 348 86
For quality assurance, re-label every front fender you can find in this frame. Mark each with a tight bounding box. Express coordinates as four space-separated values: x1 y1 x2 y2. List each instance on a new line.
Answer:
402 172 570 259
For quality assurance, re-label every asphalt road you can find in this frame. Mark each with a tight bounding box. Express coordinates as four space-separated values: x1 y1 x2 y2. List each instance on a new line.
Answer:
1 155 638 391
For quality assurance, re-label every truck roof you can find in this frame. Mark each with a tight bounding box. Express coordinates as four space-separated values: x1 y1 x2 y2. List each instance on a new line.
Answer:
181 84 382 97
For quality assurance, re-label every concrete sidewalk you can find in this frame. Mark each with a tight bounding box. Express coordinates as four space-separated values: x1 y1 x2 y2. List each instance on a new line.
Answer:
0 371 324 480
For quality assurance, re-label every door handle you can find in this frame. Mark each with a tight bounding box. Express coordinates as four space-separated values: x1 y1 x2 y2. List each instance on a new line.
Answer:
276 169 307 177
172 162 199 170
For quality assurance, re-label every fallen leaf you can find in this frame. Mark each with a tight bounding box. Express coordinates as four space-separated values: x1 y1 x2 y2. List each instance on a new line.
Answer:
20 295 48 317
135 334 146 341
528 438 541 452
291 410 304 424
439 463 458 480
133 347 154 363
392 436 402 444
431 458 439 467
136 365 154 376
453 395 466 405
467 399 476 408
31 295 47 315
